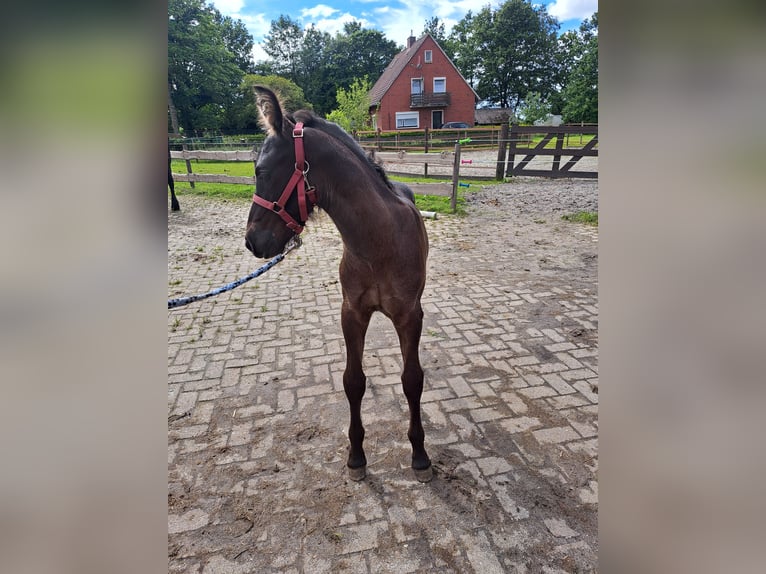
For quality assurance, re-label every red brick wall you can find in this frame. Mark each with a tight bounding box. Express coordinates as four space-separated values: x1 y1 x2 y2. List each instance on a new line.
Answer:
376 37 477 131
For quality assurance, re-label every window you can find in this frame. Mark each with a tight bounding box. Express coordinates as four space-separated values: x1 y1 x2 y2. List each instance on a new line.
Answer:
410 78 423 94
424 50 432 63
396 112 419 129
433 77 446 93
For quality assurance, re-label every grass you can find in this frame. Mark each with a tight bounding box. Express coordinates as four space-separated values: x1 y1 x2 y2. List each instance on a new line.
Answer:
562 211 598 226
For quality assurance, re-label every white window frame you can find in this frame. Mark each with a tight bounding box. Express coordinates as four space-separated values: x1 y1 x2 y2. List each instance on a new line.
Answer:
433 77 446 93
395 111 419 129
424 50 433 63
410 77 423 94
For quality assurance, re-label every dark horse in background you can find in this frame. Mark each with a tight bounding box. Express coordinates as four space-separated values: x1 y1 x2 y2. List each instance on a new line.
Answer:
244 86 432 482
168 141 180 211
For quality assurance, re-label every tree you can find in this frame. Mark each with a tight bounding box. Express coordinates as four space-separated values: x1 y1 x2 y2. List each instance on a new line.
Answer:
422 17 453 59
261 15 305 80
257 18 395 116
245 75 311 113
517 92 550 124
296 25 334 115
323 23 399 114
447 11 481 88
450 0 559 113
325 77 374 132
229 75 312 132
213 11 255 73
559 13 598 123
168 0 253 133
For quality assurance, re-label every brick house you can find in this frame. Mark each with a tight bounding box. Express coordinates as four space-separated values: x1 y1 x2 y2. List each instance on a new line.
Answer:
368 33 480 131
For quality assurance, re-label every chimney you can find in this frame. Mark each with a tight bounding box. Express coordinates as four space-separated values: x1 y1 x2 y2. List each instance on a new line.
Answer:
407 31 416 49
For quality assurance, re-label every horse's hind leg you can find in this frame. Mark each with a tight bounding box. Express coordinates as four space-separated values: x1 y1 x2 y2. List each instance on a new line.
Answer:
394 305 432 482
168 147 180 211
169 169 180 211
341 304 372 480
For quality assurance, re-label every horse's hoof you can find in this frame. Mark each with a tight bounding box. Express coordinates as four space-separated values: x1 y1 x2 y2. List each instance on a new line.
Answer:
347 465 366 481
413 465 433 483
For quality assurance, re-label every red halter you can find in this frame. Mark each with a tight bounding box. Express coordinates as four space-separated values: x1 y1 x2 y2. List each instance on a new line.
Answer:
252 122 318 235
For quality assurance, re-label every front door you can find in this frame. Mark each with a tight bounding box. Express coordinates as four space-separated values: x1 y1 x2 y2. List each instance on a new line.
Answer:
432 110 443 129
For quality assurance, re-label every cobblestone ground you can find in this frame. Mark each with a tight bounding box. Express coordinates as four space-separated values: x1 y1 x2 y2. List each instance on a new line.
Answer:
168 177 598 573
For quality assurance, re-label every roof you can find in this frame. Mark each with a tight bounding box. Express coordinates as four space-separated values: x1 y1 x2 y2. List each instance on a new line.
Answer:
368 34 480 106
475 108 514 125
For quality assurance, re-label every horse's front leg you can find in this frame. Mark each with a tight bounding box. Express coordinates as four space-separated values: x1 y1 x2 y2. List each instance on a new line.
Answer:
341 303 372 481
394 305 432 482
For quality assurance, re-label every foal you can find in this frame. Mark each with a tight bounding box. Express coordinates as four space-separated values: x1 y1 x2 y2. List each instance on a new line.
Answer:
244 87 432 482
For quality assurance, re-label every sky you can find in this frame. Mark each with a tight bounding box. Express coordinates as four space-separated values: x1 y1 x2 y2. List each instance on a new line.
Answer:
208 0 598 64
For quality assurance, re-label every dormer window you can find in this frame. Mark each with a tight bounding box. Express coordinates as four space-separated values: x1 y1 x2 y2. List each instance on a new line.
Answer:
424 50 432 63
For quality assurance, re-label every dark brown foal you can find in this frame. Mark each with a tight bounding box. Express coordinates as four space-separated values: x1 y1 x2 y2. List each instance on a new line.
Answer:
244 86 432 482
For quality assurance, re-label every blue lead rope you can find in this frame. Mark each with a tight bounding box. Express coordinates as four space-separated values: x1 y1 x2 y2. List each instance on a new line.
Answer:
168 238 300 310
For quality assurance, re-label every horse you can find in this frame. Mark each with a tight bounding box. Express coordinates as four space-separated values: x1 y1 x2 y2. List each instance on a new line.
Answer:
244 86 432 482
168 141 180 211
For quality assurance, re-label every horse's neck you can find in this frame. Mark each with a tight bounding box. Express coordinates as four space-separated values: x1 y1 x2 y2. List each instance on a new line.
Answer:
317 168 395 261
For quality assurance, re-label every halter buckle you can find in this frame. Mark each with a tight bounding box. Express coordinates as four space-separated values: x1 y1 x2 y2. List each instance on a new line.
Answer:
293 126 304 138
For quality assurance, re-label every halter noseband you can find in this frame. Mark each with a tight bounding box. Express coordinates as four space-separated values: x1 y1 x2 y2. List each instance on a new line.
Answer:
252 122 318 235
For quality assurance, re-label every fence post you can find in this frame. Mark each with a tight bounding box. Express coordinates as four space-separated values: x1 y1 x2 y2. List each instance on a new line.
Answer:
506 124 517 178
450 141 461 213
552 129 564 175
495 123 509 180
181 141 195 188
424 127 429 177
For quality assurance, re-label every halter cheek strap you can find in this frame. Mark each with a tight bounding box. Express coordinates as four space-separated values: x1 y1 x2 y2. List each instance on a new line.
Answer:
252 122 318 235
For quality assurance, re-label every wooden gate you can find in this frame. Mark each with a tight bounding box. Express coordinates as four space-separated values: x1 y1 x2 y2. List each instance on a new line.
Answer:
503 125 598 178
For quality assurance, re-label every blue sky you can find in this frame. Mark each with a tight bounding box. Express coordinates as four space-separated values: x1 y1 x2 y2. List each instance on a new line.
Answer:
208 0 597 64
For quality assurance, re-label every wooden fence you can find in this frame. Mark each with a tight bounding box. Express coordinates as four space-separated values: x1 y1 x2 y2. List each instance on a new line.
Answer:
170 149 259 186
170 124 598 213
499 125 598 179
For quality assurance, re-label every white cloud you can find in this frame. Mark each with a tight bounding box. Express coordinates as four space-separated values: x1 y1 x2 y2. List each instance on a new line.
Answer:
546 0 598 22
209 0 245 16
301 4 339 20
310 12 374 36
373 0 504 48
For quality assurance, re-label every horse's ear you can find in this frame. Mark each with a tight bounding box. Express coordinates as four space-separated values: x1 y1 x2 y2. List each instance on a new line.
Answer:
253 86 284 136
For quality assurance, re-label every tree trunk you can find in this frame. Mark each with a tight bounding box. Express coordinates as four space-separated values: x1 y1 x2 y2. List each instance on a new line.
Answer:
168 83 180 136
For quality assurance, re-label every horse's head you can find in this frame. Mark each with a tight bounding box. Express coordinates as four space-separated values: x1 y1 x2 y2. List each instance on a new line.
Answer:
245 86 315 259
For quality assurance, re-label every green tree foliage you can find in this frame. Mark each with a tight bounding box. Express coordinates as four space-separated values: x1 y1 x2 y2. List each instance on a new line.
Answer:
168 0 254 134
422 17 453 59
325 77 374 132
560 13 598 123
258 18 397 116
447 11 481 87
323 23 399 115
449 0 559 113
229 75 312 132
517 92 550 124
262 15 304 80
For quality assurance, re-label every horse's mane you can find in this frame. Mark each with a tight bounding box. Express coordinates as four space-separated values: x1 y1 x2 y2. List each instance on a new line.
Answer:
290 110 394 191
